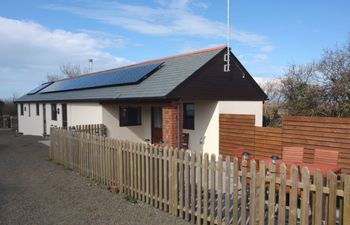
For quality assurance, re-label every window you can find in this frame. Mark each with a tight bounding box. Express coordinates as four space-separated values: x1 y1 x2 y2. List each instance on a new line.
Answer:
28 104 31 117
183 103 195 130
51 104 57 121
119 106 141 126
36 104 40 116
20 104 24 116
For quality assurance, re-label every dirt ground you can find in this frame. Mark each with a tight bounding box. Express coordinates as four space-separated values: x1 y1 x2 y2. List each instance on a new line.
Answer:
0 130 191 225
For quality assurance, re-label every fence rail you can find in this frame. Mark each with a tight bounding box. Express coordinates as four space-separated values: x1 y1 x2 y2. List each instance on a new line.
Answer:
68 124 107 136
51 128 350 225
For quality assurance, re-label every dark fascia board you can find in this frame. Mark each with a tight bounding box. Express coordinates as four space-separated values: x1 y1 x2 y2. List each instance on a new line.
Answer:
166 47 268 101
180 96 268 101
14 96 179 104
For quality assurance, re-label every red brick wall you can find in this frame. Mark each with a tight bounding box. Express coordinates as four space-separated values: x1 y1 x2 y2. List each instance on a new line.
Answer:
162 103 183 148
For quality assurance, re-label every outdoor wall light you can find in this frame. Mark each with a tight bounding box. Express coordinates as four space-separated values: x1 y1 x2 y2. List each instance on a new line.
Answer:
57 108 60 114
24 107 26 111
144 139 151 145
271 155 280 164
242 151 250 160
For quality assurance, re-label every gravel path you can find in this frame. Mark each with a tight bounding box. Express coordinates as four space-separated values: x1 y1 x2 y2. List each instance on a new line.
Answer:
0 130 191 225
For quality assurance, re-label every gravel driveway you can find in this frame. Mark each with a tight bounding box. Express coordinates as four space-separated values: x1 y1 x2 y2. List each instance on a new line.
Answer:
0 130 191 225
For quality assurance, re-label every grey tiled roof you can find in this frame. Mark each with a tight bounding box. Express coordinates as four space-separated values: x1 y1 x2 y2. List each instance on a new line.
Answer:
15 48 223 103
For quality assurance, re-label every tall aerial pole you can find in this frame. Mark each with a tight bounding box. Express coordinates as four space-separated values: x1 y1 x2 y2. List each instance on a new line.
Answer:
224 0 230 72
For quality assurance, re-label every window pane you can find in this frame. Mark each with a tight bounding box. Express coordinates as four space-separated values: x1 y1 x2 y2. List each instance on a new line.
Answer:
20 104 24 115
119 106 141 126
51 104 57 121
36 104 40 116
152 107 162 128
183 103 194 130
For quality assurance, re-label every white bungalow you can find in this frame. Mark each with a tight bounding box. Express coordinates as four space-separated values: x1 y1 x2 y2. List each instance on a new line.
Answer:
15 46 267 155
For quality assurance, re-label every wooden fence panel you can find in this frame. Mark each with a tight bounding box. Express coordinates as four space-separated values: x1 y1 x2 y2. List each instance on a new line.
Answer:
219 114 350 173
50 127 350 225
219 114 255 158
282 116 350 173
255 127 282 159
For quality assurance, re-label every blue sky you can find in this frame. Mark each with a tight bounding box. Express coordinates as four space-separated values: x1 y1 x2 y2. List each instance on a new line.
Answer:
0 0 349 99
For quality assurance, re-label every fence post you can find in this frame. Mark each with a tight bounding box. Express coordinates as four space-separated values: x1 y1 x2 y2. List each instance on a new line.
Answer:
288 165 298 225
196 153 203 225
232 157 239 225
250 160 257 223
203 153 209 223
184 151 190 220
172 148 179 216
327 172 337 225
277 163 287 225
50 127 53 160
313 169 323 225
344 175 350 224
217 155 223 225
300 167 310 225
209 154 216 225
224 156 230 225
190 151 196 223
267 163 276 225
257 160 266 225
164 147 169 211
240 159 247 225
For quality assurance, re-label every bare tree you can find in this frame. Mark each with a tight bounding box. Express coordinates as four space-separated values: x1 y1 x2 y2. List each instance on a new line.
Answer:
60 63 82 78
261 79 283 126
318 38 350 117
280 62 324 116
47 63 82 81
46 73 62 82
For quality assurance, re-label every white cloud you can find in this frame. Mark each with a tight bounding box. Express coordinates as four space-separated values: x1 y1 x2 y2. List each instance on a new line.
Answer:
43 1 272 49
237 53 270 66
260 45 275 52
250 66 286 77
0 17 131 98
192 1 209 9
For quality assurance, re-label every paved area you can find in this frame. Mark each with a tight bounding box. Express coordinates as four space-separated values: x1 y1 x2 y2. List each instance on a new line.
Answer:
0 130 191 225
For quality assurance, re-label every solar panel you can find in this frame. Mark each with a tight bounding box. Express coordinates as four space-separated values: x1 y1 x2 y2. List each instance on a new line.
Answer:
40 62 163 93
27 82 53 95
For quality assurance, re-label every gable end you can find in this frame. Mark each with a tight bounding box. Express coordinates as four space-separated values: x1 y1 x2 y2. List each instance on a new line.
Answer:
167 48 268 101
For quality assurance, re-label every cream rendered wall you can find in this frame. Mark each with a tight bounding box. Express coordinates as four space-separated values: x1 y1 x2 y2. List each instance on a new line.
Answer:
67 103 102 126
184 100 263 156
218 101 263 126
18 103 44 136
183 101 218 154
102 103 152 142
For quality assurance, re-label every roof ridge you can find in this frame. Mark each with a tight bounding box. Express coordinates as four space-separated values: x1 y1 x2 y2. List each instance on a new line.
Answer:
55 45 226 82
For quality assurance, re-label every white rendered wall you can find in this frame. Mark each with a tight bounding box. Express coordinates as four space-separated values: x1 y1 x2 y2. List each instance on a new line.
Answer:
18 103 44 136
45 103 62 135
102 103 151 142
184 100 263 156
67 103 102 126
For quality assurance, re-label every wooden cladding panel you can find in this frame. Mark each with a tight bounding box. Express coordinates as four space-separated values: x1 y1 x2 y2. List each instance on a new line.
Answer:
255 127 282 159
219 114 282 160
282 116 350 174
219 114 255 158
